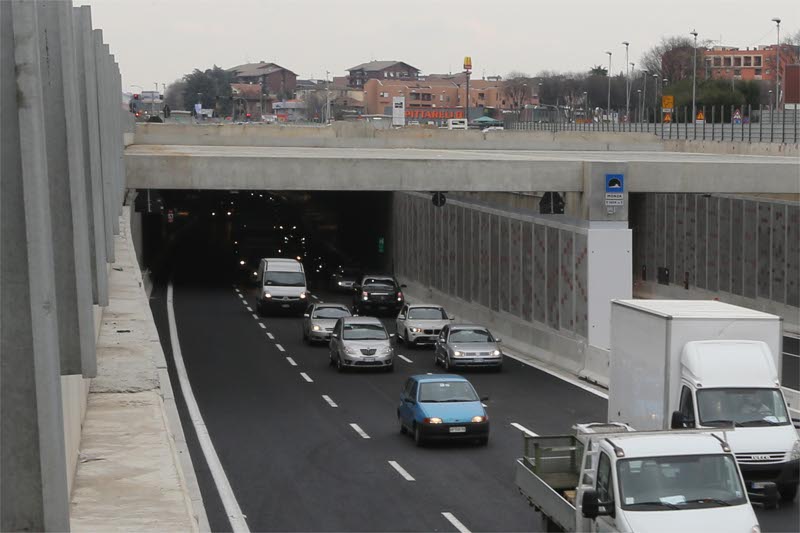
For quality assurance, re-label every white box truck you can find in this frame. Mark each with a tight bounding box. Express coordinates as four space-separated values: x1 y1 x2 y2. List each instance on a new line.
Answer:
256 258 308 316
609 300 799 503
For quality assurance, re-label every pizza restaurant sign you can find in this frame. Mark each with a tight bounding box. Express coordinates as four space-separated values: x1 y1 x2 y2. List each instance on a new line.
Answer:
405 109 464 119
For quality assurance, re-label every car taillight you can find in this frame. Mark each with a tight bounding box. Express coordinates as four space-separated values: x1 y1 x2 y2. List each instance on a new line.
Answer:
397 292 403 298
362 291 368 298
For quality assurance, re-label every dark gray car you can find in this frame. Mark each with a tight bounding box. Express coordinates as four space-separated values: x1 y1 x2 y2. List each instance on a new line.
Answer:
302 303 351 344
434 324 503 371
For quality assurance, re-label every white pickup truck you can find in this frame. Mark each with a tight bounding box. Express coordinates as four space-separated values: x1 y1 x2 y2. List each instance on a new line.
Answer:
515 423 763 533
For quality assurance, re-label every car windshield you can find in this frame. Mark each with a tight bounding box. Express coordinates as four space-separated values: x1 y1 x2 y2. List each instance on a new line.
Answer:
449 329 493 343
418 381 479 403
408 307 447 320
364 277 394 287
313 307 350 319
697 388 789 427
618 454 747 511
364 282 394 291
342 324 388 340
265 271 305 287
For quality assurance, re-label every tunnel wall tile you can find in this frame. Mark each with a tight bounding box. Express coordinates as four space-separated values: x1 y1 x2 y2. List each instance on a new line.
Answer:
499 217 509 313
533 223 547 324
707 196 719 292
574 232 588 338
771 204 786 304
787 205 799 307
559 230 574 333
757 203 771 299
743 200 757 299
522 222 533 322
546 226 560 330
719 197 731 295
731 198 744 296
509 220 522 318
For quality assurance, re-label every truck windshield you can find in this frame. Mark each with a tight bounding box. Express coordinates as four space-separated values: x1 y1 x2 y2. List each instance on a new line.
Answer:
265 271 305 287
618 454 747 511
697 388 789 427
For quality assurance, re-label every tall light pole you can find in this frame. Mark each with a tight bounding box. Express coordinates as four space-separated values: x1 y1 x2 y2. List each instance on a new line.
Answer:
641 70 648 122
622 41 630 121
772 18 781 109
583 91 588 120
605 51 612 120
690 30 698 123
325 70 331 124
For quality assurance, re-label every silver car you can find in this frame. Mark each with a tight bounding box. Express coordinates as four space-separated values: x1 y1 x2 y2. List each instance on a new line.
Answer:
302 303 351 344
396 303 453 347
434 324 503 371
329 316 395 372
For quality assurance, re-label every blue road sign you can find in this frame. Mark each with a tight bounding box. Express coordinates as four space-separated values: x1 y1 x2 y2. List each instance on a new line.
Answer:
605 174 624 193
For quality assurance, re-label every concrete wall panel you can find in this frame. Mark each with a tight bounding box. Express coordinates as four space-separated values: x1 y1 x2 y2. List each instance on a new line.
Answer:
645 193 656 280
719 197 731 294
489 214 500 312
707 196 719 292
479 212 490 307
674 194 685 283
787 205 799 308
696 196 707 290
757 203 772 299
499 217 509 313
575 232 589 338
533 224 547 323
559 230 574 332
448 205 457 296
684 194 696 288
546 226 560 330
665 194 675 278
743 200 757 299
522 222 533 322
731 199 744 296
509 220 522 318
771 204 786 304
656 194 666 270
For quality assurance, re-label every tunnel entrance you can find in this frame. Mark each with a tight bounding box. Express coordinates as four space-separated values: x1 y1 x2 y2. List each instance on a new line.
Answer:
136 190 394 290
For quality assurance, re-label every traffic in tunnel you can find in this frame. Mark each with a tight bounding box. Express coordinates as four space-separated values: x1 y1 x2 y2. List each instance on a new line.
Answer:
137 189 393 290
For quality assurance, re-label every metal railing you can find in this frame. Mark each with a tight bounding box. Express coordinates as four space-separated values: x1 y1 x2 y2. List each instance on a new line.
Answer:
504 105 799 144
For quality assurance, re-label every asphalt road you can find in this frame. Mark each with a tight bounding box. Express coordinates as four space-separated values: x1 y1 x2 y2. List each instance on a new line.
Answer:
153 280 799 532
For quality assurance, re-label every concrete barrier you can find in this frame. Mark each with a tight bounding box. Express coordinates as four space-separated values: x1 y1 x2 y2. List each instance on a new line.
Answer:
133 122 666 152
664 139 799 157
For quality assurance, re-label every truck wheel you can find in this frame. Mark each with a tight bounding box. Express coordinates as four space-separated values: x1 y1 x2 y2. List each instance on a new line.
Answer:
779 483 798 502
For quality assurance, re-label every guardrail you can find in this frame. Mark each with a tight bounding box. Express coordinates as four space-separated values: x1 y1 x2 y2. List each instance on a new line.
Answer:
504 105 799 144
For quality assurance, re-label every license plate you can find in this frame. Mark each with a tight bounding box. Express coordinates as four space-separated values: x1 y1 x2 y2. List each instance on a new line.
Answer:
281 304 290 308
363 357 375 362
449 426 466 433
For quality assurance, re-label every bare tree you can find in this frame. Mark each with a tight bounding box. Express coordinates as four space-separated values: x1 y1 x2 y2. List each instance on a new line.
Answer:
503 71 531 109
785 28 800 46
640 35 702 81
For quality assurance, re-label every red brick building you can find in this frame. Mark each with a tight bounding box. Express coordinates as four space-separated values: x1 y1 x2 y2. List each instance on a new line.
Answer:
227 62 297 98
703 44 798 83
346 61 419 88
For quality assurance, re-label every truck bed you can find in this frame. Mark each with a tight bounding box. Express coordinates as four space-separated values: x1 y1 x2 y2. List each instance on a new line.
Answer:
515 459 577 532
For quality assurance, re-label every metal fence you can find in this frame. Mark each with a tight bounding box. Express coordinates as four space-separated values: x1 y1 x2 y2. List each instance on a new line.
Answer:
504 105 799 144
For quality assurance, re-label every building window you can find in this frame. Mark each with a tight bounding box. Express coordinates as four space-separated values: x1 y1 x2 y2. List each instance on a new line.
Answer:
439 94 444 101
713 56 722 67
765 69 771 75
744 56 752 66
754 56 762 66
723 57 732 67
755 68 762 76
421 93 432 101
379 92 388 98
734 69 741 76
734 57 742 67
478 92 485 99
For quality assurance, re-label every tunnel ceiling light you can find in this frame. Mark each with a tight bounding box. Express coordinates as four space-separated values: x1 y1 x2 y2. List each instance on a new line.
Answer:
211 212 216 216
227 211 232 216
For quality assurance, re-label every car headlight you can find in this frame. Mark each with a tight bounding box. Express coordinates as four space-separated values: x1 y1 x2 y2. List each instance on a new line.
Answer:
453 351 463 357
239 260 246 265
312 325 321 331
791 439 800 461
380 345 392 355
472 416 487 423
263 292 272 299
424 417 443 424
337 281 343 286
410 327 422 333
751 526 761 533
300 292 307 299
344 345 358 355
492 349 501 356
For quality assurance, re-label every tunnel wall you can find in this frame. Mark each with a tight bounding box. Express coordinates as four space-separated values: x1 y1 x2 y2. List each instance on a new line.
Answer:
631 193 800 335
392 192 595 377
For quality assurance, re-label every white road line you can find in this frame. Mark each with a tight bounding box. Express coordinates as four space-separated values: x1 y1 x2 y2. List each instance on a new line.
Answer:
397 354 413 363
510 422 539 437
481 403 487 408
311 294 319 300
245 306 252 312
441 512 471 533
349 423 370 439
166 283 249 533
238 294 245 299
300 372 313 382
502 350 608 399
275 343 285 352
251 313 259 319
286 357 297 367
266 332 274 340
258 323 266 329
322 395 338 407
388 460 415 481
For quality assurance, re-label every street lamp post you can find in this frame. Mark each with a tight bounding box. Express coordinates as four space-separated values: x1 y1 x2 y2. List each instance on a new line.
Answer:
605 51 612 121
583 91 588 122
622 41 630 121
652 73 659 108
641 70 648 123
630 61 635 121
772 18 781 109
690 30 698 124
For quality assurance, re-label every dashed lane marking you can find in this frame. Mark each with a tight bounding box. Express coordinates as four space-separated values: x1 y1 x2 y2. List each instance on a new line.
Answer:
266 332 275 340
275 343 285 352
441 512 471 533
397 354 413 363
349 423 370 439
286 357 297 366
388 460 415 481
245 306 252 312
300 372 313 383
510 422 538 437
258 323 266 329
322 395 338 407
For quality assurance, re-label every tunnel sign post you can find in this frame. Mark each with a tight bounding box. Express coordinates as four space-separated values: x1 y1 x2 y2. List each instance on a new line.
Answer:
605 174 624 207
378 237 385 254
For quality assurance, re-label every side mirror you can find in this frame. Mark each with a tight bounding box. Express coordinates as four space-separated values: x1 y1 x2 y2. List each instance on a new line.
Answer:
398 315 406 320
303 313 310 318
748 481 779 508
390 333 396 338
449 316 455 320
480 396 489 402
495 337 502 343
331 333 339 339
581 490 614 519
400 284 408 288
671 410 694 429
792 417 800 430
405 396 416 404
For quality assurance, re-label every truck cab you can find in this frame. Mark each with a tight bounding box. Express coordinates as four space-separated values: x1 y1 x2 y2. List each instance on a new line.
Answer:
256 258 308 316
516 424 762 533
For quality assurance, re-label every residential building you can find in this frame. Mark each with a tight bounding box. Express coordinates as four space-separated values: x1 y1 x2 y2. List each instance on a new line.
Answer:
227 62 297 98
273 100 306 122
703 44 799 83
346 61 419 88
230 83 268 117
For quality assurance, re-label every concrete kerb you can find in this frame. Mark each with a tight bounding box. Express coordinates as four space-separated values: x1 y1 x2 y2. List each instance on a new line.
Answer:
120 206 211 532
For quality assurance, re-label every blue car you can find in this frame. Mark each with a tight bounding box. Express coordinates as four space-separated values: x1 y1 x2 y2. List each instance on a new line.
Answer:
397 374 489 446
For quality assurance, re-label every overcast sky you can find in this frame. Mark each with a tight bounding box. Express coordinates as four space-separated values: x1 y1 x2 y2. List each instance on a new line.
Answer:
76 0 797 92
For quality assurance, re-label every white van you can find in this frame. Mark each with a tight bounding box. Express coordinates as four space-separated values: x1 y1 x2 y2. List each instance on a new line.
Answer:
256 258 308 316
447 118 468 130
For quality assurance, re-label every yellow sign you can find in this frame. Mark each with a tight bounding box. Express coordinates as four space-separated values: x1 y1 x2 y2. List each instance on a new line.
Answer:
696 110 705 121
463 56 472 71
662 95 674 110
664 113 672 123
